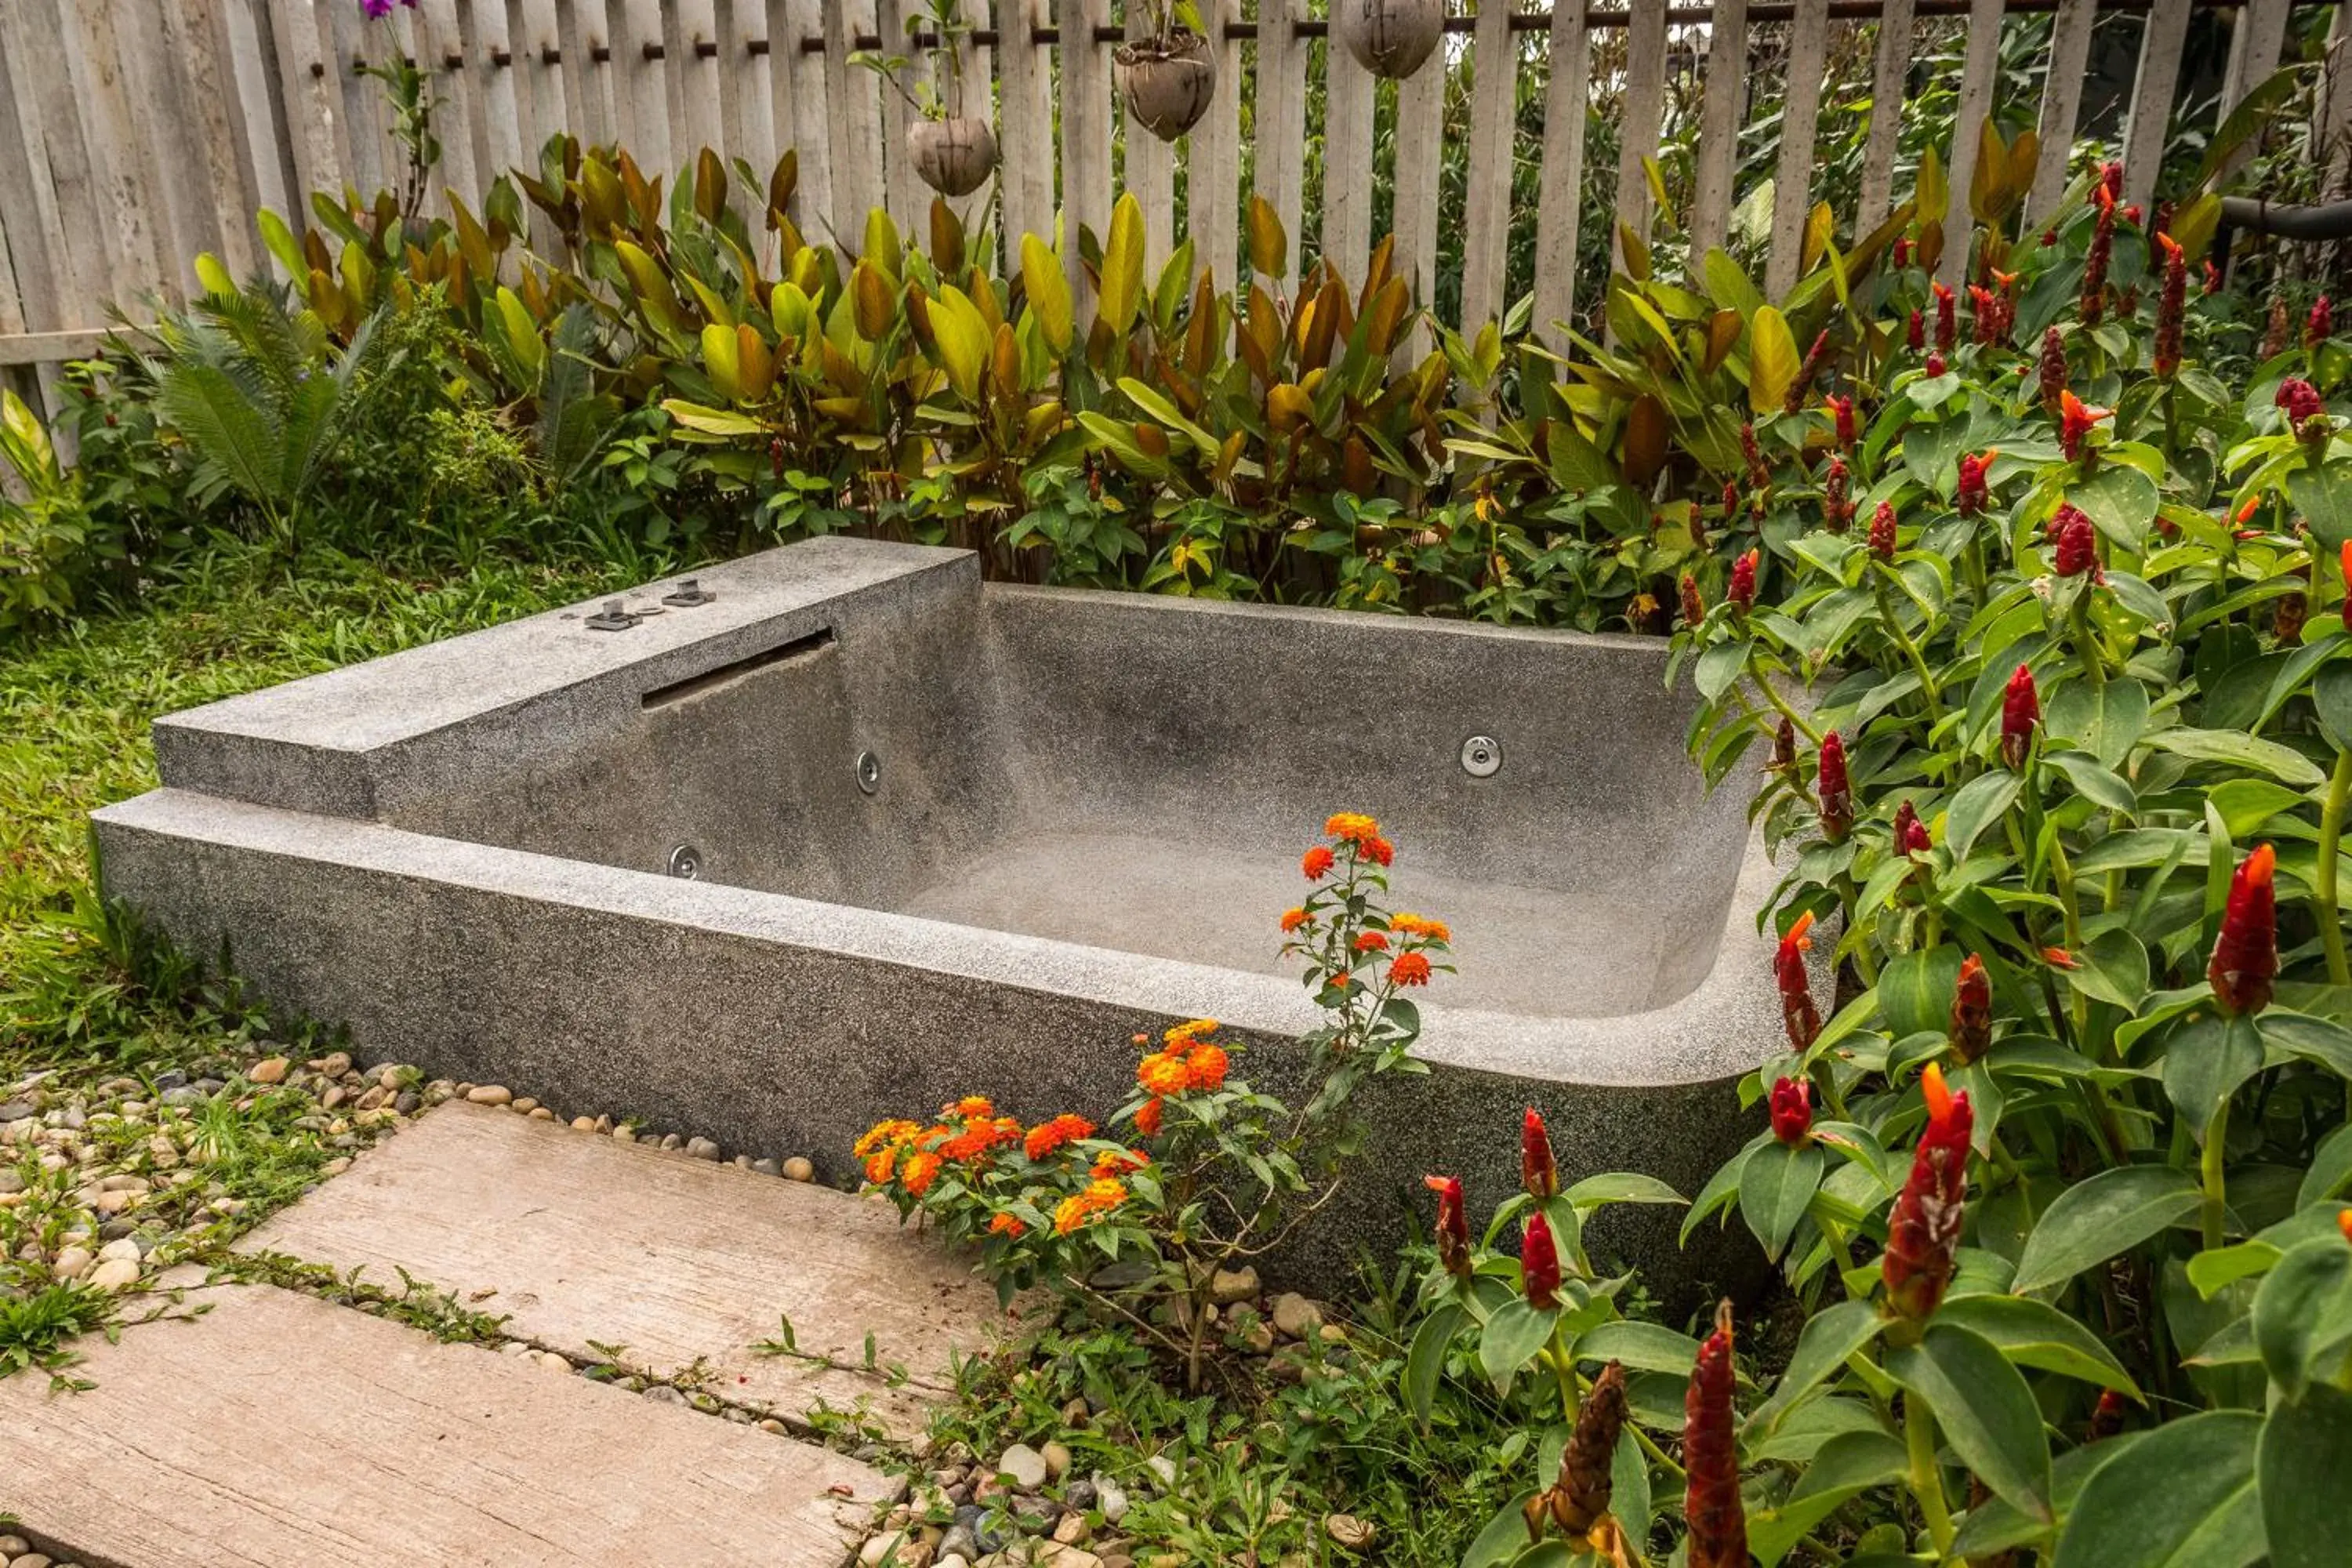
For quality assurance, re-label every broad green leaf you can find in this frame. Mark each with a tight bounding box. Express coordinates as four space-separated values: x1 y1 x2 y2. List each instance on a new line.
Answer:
1097 193 1146 334
2142 728 2328 788
1749 1298 1884 1433
658 397 767 437
1740 1139 1825 1261
1886 1323 2052 1521
1020 234 1074 354
1943 771 2021 861
1877 946 1965 1040
1573 1319 1701 1376
1458 1493 1541 1568
1405 1301 1464 1426
1932 1294 2139 1393
1565 1171 1686 1211
1479 1298 1559 1395
2252 1236 2352 1399
2046 680 2149 771
2259 1385 2352 1568
2071 464 2160 547
2066 928 2150 1010
2161 1014 2266 1140
1750 1429 1908 1565
1749 305 1799 416
2262 1011 2352 1078
2053 1410 2264 1568
2010 1166 2201 1294
2299 1123 2352 1207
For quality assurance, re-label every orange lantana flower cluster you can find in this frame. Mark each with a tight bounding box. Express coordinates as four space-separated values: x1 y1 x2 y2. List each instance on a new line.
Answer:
1131 1018 1231 1139
1323 812 1396 866
1024 1112 1095 1162
1053 1176 1131 1235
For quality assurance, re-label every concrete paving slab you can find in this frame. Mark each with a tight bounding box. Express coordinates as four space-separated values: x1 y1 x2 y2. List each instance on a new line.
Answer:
0 1281 894 1566
236 1102 1019 1438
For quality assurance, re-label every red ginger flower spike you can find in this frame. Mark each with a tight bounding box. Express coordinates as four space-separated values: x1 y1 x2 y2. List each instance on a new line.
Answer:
2310 295 2334 350
2060 390 2112 461
1729 549 1759 612
1893 237 1913 268
1777 910 1821 1050
1829 394 1857 451
1784 331 1827 414
1817 730 1853 841
2343 541 2352 631
1521 1211 1563 1308
1893 797 1931 854
1680 573 1706 628
1870 500 1896 561
2083 185 2116 326
1882 1062 1974 1325
1547 1360 1630 1537
1425 1175 1471 1276
2206 259 2223 296
2039 327 2067 412
1926 349 1947 377
1684 1301 1748 1568
2278 376 2325 432
2089 1388 2130 1443
2001 662 2039 768
1950 954 1993 1063
1823 455 1853 533
1933 281 1956 351
1769 717 1796 773
2209 844 2278 1016
1769 1076 1813 1145
2101 161 2124 201
1907 308 1926 353
1523 1107 1559 1198
1740 421 1769 489
1969 283 1998 346
2052 503 2102 580
1957 449 1994 516
2154 233 2186 379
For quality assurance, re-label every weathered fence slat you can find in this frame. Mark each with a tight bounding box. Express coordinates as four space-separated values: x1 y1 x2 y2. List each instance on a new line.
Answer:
1390 9 1444 352
1612 0 1670 275
1688 0 1750 257
1461 0 1519 330
1059 0 1112 301
1533 0 1592 347
1125 5 1179 270
2027 0 2099 221
1254 0 1308 285
1322 25 1375 286
554 0 614 151
1190 0 1244 289
780 0 835 229
1936 0 2009 288
2122 0 2190 208
0 6 70 332
1856 0 1918 234
996 0 1053 256
1766 0 1832 299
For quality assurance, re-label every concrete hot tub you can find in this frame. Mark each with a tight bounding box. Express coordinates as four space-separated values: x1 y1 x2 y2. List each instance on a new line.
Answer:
94 539 1785 1289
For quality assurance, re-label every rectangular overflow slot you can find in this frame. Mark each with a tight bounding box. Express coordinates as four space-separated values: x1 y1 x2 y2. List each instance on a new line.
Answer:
639 626 836 710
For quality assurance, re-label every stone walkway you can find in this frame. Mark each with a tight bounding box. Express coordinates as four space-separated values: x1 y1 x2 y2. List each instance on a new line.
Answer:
1 1103 1021 1566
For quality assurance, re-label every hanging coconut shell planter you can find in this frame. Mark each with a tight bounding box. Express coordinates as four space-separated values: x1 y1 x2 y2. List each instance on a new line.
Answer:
1116 27 1218 143
1335 0 1446 80
907 115 998 198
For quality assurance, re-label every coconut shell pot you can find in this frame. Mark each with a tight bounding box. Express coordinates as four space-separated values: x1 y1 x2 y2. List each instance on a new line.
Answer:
1335 0 1445 80
907 115 998 198
1115 30 1218 143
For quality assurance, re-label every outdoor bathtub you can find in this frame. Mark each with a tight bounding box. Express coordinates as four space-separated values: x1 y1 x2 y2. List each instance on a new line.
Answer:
93 538 1788 1294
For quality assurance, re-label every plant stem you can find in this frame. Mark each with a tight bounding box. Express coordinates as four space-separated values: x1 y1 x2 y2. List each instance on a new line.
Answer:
1904 1394 1958 1558
2201 1096 2231 1253
2318 750 2350 996
1872 570 1946 724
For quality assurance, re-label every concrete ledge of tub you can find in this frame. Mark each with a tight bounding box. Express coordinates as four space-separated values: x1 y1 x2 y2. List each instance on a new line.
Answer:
92 786 1795 1096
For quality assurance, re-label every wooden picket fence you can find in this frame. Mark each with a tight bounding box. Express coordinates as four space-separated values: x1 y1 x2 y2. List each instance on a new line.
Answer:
1 0 2347 410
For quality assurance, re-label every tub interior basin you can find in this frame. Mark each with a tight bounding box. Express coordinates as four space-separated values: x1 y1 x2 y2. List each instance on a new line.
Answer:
146 543 1759 1026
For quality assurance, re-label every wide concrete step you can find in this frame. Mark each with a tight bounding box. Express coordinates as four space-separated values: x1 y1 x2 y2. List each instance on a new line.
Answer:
0 1281 894 1566
234 1102 1018 1439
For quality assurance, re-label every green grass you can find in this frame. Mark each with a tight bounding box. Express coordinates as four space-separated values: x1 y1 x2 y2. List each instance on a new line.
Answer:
2 546 633 1044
